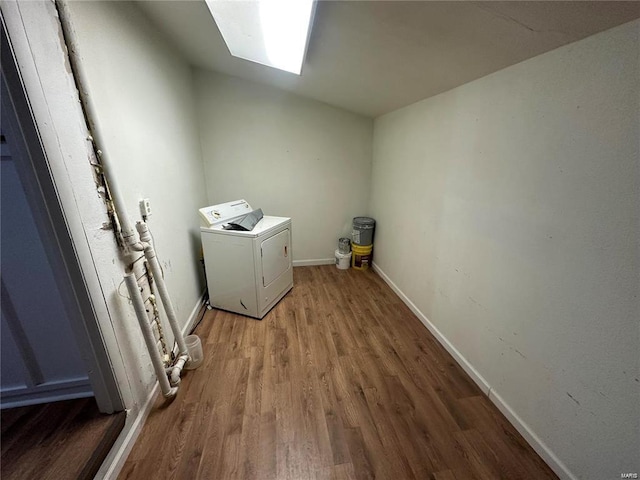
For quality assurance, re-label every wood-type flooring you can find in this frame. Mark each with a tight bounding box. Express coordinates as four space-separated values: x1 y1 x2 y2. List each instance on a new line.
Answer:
119 265 558 480
1 397 126 479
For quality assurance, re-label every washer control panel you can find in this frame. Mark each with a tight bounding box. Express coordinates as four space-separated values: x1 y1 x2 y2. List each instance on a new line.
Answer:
199 199 252 227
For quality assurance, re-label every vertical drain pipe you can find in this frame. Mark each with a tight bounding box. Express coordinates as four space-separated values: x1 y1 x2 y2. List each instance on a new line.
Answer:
136 223 188 355
56 0 139 249
142 244 190 386
144 246 188 354
124 273 177 399
57 0 198 394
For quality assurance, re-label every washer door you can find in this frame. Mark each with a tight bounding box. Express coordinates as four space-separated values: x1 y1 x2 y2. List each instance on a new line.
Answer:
261 229 291 286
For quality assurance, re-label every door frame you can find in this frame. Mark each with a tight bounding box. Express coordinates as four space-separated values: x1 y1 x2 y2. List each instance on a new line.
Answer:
1 6 124 413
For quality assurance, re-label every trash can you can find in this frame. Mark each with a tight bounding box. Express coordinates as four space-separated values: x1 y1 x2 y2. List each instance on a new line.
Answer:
352 217 375 246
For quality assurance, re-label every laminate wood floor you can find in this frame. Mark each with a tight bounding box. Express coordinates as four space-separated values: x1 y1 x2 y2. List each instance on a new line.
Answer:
120 266 558 480
1 397 126 480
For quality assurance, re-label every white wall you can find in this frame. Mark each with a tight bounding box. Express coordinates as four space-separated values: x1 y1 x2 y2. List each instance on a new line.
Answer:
195 71 373 263
8 1 636 477
370 20 639 480
62 1 208 406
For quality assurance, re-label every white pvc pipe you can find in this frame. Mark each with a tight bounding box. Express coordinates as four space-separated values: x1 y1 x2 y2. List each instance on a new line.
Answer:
136 222 190 359
143 245 189 355
56 1 139 249
168 354 189 387
124 273 177 399
136 221 152 245
57 3 188 397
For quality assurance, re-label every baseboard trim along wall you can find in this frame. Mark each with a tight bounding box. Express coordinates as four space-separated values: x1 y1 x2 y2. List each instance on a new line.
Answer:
488 388 576 480
0 378 94 409
98 292 207 479
371 263 490 394
183 290 208 336
371 261 575 480
293 258 335 267
97 383 159 480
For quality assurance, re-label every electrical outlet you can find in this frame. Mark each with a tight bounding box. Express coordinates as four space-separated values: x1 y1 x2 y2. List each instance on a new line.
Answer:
139 198 152 218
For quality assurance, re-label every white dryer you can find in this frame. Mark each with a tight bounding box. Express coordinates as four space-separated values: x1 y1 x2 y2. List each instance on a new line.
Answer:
199 199 293 319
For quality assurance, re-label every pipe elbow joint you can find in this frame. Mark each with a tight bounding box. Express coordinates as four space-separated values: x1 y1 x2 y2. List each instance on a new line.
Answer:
169 372 181 387
163 386 179 399
136 221 153 244
169 354 190 387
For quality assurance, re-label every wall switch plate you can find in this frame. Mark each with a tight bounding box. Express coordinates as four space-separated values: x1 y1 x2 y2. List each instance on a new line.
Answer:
139 198 151 218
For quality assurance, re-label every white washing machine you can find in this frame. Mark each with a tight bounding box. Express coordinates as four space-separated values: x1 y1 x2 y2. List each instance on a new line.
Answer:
199 199 293 319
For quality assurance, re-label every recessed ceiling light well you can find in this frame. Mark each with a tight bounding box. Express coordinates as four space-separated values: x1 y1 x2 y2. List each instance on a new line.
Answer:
205 0 316 75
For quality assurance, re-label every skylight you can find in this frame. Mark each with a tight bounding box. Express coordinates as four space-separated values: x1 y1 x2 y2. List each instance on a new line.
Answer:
205 0 316 75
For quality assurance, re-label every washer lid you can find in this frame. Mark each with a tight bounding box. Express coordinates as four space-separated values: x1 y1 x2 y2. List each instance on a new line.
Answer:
199 199 252 227
201 216 291 238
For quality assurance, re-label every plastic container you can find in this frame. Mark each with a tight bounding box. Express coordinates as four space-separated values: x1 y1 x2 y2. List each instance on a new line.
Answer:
352 217 376 246
352 243 373 270
335 249 352 270
338 237 351 254
184 334 203 370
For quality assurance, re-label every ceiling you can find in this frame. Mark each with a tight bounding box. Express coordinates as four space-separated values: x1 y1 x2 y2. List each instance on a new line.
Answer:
136 1 640 118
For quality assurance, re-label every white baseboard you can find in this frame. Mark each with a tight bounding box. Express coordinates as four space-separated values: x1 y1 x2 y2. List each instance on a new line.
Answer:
97 293 206 479
97 383 159 480
488 389 576 480
371 261 575 480
1 378 93 409
293 258 334 267
371 262 490 394
183 290 207 336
